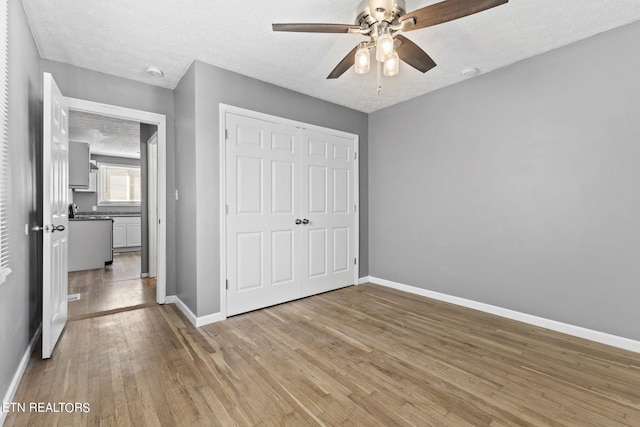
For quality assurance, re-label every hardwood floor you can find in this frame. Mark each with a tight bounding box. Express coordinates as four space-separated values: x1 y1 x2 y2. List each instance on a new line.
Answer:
7 284 640 426
68 251 156 319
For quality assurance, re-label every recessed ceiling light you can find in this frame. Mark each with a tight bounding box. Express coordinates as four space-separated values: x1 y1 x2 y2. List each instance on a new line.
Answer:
145 66 164 77
461 67 479 77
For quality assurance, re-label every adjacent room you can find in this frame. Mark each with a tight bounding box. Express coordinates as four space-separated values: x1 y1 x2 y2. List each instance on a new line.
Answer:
66 111 158 319
2 0 640 425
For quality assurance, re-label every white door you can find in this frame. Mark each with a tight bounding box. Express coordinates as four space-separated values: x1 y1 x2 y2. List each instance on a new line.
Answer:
300 129 356 296
226 113 301 316
42 73 69 359
225 110 357 316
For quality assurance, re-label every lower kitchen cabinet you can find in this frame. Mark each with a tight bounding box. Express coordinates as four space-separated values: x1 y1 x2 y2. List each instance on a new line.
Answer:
113 216 141 249
68 219 113 272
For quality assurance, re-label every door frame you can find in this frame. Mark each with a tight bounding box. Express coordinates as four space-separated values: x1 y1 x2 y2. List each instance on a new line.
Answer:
219 104 359 318
66 97 168 304
147 131 158 278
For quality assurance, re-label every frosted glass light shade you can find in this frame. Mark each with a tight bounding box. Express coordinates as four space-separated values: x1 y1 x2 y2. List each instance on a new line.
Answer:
354 46 370 74
383 50 399 76
376 32 394 62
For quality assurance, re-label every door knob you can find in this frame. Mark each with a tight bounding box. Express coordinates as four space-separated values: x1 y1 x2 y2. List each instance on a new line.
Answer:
295 219 302 225
302 219 309 225
31 225 49 232
51 224 66 233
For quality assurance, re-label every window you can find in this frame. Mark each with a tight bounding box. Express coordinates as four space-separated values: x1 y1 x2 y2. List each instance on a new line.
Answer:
0 0 10 285
98 163 141 206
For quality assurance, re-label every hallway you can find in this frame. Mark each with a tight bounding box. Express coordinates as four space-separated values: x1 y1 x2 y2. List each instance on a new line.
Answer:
68 251 156 319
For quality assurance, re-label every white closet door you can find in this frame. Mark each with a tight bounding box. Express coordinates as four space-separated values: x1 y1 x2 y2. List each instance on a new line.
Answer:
226 113 300 316
300 129 356 296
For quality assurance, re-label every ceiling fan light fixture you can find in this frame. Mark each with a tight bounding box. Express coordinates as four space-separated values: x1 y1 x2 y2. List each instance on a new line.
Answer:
383 50 399 76
376 30 394 62
272 0 509 90
354 44 371 74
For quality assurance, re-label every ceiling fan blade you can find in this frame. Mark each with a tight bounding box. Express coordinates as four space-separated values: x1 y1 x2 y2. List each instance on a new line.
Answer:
395 35 437 73
400 0 508 31
327 45 359 79
272 23 361 33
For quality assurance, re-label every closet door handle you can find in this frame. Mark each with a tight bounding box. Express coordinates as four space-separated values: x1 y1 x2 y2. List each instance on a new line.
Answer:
295 219 302 225
302 219 309 225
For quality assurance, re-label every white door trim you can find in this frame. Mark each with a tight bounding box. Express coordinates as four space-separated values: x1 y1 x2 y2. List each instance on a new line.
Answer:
147 131 158 278
66 97 168 304
219 103 359 318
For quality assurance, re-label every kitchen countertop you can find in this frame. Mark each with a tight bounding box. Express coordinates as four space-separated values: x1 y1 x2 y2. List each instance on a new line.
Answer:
76 212 141 217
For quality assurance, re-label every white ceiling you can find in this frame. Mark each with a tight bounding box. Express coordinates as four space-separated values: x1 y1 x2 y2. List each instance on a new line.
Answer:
69 111 140 159
21 0 640 113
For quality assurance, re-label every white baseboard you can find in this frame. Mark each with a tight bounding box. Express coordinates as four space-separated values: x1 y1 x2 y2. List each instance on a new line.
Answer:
368 276 640 354
165 295 225 327
1 324 41 426
140 273 149 278
358 276 370 285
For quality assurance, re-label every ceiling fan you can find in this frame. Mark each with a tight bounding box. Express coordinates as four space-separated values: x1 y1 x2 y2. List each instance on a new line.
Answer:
273 0 508 91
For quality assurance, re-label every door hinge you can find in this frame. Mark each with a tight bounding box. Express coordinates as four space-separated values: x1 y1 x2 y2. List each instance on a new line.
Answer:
225 129 228 140
226 279 228 290
354 204 357 213
354 258 357 265
354 152 357 159
226 204 229 215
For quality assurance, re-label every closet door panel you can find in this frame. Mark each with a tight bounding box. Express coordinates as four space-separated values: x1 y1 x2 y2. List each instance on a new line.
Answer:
300 129 356 297
226 113 300 316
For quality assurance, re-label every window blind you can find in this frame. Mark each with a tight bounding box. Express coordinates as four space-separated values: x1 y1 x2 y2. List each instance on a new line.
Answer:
0 0 11 284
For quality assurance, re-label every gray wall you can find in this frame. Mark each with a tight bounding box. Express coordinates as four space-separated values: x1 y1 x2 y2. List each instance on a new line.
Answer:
369 22 640 341
0 0 42 405
173 60 369 316
41 60 177 296
173 63 197 310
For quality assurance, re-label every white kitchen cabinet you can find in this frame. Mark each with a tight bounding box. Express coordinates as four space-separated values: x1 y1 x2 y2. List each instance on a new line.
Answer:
112 216 141 249
126 222 141 246
69 141 90 188
112 221 127 248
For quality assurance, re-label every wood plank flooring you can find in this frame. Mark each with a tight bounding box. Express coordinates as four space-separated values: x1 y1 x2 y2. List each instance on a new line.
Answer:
68 251 156 319
6 283 640 426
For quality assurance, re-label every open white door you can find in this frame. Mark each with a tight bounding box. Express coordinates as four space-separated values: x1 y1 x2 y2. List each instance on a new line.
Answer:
42 73 69 359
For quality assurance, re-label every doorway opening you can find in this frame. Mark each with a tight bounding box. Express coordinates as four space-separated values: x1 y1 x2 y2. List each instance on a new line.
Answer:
67 111 159 318
66 97 167 315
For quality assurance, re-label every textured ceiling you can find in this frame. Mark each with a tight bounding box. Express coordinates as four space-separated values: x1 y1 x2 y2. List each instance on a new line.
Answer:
22 0 640 113
69 111 140 159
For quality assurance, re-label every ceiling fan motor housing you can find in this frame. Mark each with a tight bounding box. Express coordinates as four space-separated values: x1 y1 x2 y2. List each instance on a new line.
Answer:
356 0 406 26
